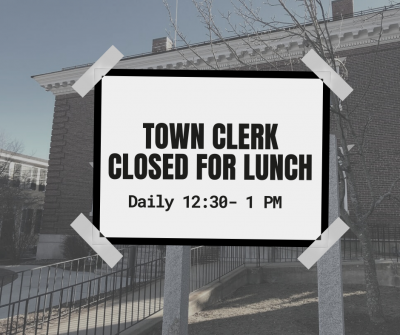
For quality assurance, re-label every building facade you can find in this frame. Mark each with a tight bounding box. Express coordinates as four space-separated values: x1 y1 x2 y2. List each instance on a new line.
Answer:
32 1 400 258
0 150 48 258
0 150 48 192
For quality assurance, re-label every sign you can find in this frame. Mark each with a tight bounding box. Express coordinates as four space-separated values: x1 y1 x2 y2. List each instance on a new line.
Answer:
93 70 330 246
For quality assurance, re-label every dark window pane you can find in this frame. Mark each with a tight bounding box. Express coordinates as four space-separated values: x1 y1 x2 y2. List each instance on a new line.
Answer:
38 169 47 192
32 168 38 180
21 209 27 233
25 209 34 233
13 163 21 179
34 209 43 234
20 209 34 234
11 163 21 187
0 162 9 179
31 168 38 190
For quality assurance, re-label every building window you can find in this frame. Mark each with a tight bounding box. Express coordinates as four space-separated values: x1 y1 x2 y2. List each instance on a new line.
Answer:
21 166 32 189
30 167 38 190
12 163 21 187
39 169 47 192
0 161 9 185
21 209 34 234
34 209 43 234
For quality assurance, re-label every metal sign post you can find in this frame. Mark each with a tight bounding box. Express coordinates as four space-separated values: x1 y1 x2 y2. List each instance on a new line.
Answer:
317 135 345 335
162 245 191 335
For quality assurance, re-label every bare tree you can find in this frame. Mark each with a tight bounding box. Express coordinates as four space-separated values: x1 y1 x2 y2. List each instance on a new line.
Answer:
0 131 23 182
163 0 400 323
0 187 41 262
0 132 41 262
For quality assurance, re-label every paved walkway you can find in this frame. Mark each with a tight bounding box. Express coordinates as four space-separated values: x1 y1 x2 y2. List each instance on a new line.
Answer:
40 262 238 335
1 259 241 334
0 265 133 319
24 279 165 335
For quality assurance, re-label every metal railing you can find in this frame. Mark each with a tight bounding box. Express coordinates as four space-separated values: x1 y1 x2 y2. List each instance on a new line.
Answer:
342 225 400 262
0 245 245 334
243 225 400 265
0 245 165 335
1 231 398 334
190 246 244 292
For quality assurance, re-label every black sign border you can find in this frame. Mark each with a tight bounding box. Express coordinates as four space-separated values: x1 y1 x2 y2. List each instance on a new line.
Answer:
93 69 330 247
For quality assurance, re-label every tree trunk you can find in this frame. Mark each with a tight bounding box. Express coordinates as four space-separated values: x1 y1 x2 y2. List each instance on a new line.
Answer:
358 228 385 323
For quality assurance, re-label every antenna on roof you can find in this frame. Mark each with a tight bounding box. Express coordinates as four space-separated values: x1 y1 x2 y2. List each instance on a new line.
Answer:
174 0 179 48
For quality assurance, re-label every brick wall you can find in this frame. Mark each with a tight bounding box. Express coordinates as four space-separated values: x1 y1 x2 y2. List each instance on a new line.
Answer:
152 37 173 53
42 91 94 235
332 0 354 20
339 42 400 226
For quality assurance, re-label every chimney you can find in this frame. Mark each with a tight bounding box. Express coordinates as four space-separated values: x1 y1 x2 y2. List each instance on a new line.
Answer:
332 0 354 21
152 37 173 53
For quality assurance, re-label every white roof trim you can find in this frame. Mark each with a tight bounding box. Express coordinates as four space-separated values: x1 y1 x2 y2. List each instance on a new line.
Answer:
32 9 400 96
0 153 48 168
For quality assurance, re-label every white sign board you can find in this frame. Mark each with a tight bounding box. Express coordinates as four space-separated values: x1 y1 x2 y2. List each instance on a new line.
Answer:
93 70 330 246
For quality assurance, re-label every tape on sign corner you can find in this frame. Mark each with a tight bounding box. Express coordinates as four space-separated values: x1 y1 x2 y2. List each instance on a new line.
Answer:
301 49 353 101
70 213 123 268
72 45 124 98
88 161 109 246
298 217 349 270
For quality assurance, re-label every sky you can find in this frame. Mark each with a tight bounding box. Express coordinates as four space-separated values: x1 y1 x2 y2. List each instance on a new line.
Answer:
0 0 393 159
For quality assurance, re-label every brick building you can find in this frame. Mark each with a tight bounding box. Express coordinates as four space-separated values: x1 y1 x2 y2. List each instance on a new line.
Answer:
32 1 400 258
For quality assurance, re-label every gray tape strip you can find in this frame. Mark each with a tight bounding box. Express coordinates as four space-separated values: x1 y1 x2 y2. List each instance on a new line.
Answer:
298 218 349 269
301 49 353 101
72 45 124 98
88 162 109 246
70 48 124 267
70 214 123 268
